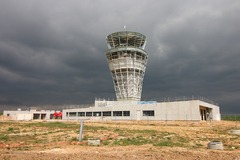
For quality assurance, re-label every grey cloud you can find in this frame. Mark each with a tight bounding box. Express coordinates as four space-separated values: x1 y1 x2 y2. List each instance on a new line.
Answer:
0 0 240 113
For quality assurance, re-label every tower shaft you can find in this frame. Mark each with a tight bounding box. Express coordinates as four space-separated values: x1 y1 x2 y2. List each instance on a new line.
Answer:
105 31 148 101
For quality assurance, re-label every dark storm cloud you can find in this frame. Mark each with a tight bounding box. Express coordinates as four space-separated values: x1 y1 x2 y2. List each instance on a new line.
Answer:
0 0 240 113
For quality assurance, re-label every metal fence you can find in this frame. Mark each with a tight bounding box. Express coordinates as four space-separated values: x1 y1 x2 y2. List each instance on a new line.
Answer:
63 96 218 110
62 104 94 110
95 96 218 106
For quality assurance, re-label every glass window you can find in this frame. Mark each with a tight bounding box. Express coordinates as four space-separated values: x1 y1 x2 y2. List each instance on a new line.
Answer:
86 112 92 117
93 112 101 117
69 112 76 117
123 111 130 116
103 111 111 116
143 110 154 116
78 112 85 117
113 111 122 116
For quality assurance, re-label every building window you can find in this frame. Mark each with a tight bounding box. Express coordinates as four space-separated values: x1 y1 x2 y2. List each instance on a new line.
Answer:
7 114 10 116
123 111 130 116
66 112 68 116
33 114 40 119
143 110 154 116
113 111 122 116
69 112 76 117
78 112 85 117
93 112 101 117
86 112 92 117
103 111 111 116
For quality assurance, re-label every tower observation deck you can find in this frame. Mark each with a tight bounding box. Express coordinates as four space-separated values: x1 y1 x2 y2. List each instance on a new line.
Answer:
105 31 148 101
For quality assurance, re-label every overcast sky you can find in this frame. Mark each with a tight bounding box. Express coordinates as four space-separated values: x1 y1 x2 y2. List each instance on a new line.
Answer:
0 0 240 113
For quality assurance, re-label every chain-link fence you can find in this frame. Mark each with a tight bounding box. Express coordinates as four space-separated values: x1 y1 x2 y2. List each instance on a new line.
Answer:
221 114 240 128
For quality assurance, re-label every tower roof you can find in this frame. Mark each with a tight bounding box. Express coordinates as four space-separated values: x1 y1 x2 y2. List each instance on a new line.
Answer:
106 31 147 50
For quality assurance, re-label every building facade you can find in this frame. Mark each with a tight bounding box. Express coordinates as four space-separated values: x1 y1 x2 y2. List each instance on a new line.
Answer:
62 99 221 121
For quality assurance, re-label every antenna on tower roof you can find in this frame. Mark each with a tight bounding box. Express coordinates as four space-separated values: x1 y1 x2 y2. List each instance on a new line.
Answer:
124 25 126 31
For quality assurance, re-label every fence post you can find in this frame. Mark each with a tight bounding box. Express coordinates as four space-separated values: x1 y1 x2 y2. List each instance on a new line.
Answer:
147 116 149 125
67 112 69 122
165 114 168 126
235 114 237 128
131 114 132 125
79 121 84 142
186 114 188 127
210 115 212 127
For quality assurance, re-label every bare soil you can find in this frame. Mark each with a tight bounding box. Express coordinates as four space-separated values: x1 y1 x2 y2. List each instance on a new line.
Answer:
0 115 12 121
0 120 240 160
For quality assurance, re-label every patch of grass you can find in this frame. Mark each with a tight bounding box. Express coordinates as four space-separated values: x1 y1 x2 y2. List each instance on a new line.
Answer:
153 136 190 147
154 140 171 146
103 140 110 145
70 137 78 142
83 125 108 131
112 140 120 145
221 115 240 121
0 135 7 140
8 128 14 131
113 137 152 146
33 122 75 128
82 135 88 141
18 147 30 151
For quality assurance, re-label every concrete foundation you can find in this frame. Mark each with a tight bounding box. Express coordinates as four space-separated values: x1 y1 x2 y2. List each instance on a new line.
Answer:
88 140 100 146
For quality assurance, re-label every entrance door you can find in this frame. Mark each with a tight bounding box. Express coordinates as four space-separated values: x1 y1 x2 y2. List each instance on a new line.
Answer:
199 106 211 121
137 110 141 120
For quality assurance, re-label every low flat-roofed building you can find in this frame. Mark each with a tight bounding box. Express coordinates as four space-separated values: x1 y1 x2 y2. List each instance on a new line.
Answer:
62 97 221 121
3 109 56 120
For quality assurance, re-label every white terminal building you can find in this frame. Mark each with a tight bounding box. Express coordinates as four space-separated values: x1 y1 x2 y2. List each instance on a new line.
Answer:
62 31 221 121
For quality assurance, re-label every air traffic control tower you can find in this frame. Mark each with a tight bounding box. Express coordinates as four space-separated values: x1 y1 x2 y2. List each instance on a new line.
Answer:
105 31 148 101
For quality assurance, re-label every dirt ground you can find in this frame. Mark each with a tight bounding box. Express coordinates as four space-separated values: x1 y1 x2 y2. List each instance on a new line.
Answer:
0 115 12 121
0 120 240 160
1 145 240 160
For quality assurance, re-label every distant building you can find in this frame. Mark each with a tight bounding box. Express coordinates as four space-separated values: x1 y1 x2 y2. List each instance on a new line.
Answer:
3 109 57 120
